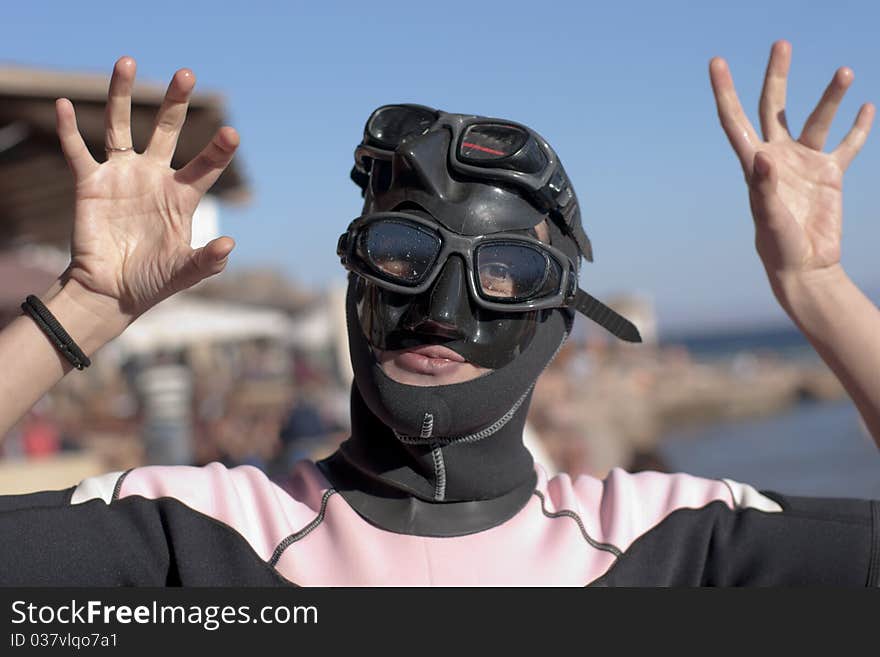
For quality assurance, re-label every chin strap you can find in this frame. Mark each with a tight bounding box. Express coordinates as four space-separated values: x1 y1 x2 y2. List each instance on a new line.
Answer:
574 289 642 343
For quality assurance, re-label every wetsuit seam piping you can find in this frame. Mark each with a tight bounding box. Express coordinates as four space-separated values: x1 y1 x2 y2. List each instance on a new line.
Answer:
719 479 739 510
391 387 531 446
111 468 134 502
532 490 622 558
431 445 446 502
269 489 337 567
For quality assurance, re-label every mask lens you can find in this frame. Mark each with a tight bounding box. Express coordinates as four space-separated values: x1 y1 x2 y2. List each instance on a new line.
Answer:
367 106 437 149
459 124 527 161
359 220 441 284
476 243 554 301
459 124 547 174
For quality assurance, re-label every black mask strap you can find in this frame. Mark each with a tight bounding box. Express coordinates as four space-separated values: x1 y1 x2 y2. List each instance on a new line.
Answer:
550 210 593 263
573 289 642 343
569 221 593 262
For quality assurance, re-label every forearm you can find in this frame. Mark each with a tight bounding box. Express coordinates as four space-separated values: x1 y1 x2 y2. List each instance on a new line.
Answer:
0 278 130 438
771 264 880 447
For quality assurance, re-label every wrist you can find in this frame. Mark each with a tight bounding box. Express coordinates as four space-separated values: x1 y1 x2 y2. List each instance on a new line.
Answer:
41 278 133 358
768 264 851 320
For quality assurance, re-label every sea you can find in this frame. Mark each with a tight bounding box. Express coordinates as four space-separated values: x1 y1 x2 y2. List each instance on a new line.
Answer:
661 324 817 362
655 325 880 499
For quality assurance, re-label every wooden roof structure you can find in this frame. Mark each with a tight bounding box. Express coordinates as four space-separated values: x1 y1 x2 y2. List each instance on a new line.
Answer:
0 64 250 249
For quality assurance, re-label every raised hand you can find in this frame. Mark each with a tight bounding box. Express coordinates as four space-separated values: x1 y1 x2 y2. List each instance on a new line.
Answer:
709 40 874 295
56 56 239 321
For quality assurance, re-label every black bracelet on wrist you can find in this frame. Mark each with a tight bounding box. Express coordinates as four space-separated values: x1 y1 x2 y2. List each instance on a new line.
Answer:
21 294 92 370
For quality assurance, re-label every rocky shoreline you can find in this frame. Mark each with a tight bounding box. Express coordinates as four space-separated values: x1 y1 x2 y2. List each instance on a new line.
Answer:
528 342 846 478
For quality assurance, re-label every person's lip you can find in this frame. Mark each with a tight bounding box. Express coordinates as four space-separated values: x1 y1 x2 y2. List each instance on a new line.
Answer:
404 345 465 362
392 344 467 375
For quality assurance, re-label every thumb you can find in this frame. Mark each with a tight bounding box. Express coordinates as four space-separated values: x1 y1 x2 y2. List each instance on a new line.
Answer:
748 151 789 230
178 236 235 288
747 151 808 272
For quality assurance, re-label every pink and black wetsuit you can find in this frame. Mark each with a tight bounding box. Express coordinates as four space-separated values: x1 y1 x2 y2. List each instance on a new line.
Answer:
1 455 877 586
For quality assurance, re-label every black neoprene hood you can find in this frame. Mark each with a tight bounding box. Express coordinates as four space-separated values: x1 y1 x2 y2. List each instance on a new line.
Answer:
318 106 640 533
315 106 576 529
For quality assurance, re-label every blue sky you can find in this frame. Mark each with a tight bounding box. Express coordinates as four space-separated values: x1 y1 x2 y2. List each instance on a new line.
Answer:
6 1 880 334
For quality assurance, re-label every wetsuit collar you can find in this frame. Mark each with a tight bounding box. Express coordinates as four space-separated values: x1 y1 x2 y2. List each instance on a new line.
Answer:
316 385 538 537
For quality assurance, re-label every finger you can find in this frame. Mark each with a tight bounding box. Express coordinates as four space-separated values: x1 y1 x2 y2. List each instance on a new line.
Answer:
55 98 98 180
145 68 196 165
104 56 137 155
799 67 855 150
177 236 236 288
833 102 875 169
174 127 240 195
709 57 761 173
758 40 792 141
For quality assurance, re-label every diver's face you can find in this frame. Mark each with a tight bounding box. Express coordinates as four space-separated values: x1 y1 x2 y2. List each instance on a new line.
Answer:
369 221 551 387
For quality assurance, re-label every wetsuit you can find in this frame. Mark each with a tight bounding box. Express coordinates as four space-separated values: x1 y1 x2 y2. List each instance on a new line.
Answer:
1 456 877 586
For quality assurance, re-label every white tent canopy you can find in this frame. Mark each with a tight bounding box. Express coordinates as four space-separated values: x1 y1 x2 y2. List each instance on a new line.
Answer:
111 295 332 357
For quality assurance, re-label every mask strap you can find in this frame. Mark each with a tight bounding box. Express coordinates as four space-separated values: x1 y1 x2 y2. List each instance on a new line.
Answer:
549 209 593 262
573 289 642 343
569 222 593 262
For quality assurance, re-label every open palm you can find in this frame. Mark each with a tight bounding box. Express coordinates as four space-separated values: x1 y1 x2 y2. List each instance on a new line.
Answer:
709 41 874 279
58 57 239 319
